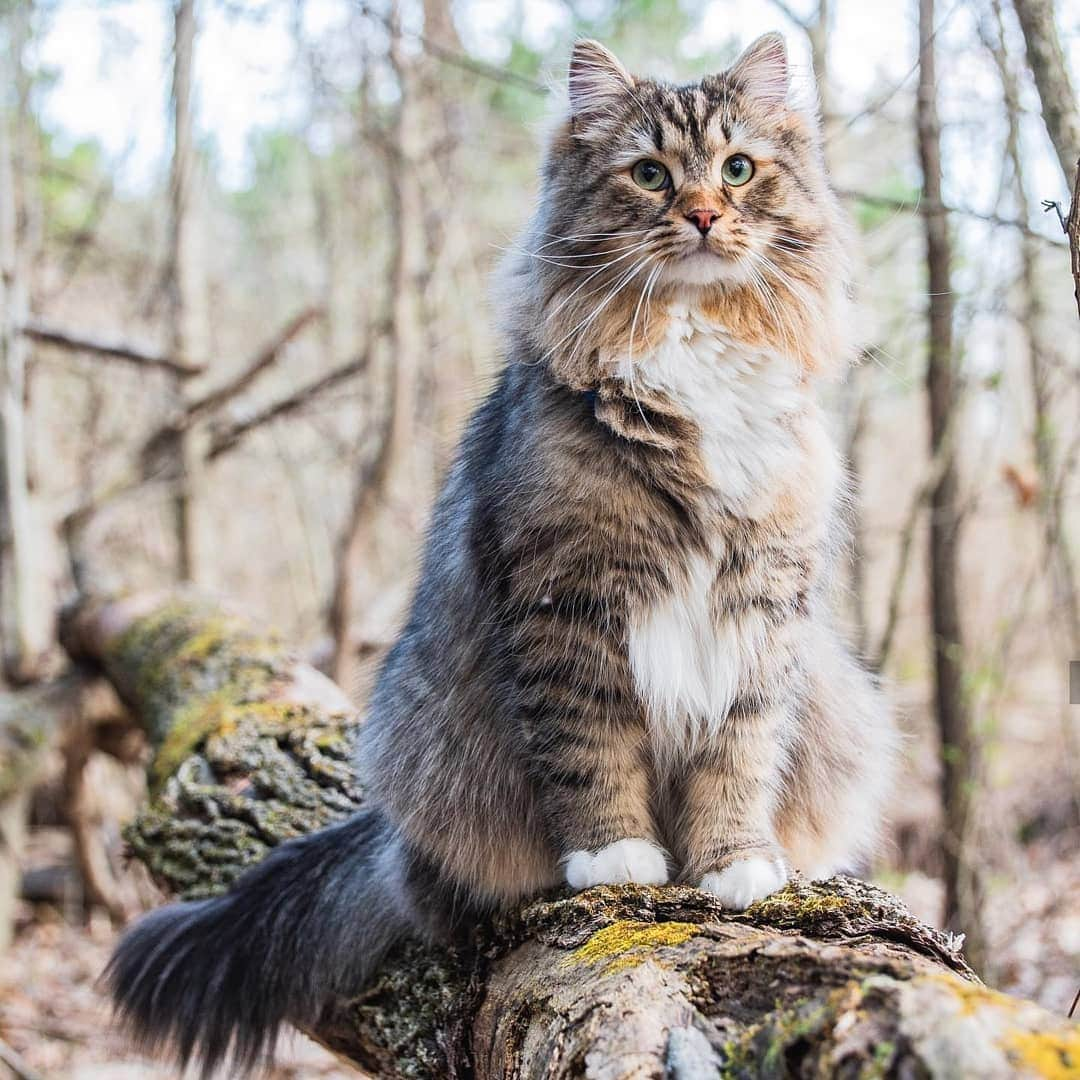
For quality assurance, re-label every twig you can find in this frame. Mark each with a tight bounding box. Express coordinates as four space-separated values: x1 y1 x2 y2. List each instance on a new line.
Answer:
207 344 378 460
764 0 809 29
874 410 962 672
838 189 1068 247
20 318 204 377
356 2 548 96
1042 157 1080 320
185 305 323 422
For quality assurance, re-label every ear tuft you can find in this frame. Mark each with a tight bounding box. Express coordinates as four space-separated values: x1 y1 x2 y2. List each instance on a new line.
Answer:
727 32 789 106
568 39 634 119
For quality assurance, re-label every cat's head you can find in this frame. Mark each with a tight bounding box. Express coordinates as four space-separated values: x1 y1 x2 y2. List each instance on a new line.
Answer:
507 35 854 382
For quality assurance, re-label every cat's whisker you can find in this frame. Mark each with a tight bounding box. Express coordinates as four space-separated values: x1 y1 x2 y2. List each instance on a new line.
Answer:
624 259 665 440
498 241 653 271
544 241 658 326
544 252 656 366
533 229 650 251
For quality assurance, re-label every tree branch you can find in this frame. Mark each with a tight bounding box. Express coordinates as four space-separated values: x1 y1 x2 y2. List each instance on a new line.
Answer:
184 305 323 423
59 592 1080 1078
837 188 1069 247
19 319 205 378
205 345 375 460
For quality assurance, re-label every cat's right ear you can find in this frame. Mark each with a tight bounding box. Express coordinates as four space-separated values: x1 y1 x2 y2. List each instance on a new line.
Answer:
567 39 634 122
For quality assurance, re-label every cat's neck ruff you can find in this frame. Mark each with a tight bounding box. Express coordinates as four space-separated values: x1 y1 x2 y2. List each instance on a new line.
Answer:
608 300 808 517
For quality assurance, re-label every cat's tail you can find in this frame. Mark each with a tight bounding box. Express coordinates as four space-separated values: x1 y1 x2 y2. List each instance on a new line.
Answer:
105 808 406 1078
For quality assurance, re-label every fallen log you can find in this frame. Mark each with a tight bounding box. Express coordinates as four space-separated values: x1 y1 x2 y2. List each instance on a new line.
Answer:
60 593 1080 1078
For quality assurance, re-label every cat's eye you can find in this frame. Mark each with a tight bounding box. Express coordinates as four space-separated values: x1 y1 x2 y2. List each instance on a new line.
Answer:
631 159 670 191
721 154 754 186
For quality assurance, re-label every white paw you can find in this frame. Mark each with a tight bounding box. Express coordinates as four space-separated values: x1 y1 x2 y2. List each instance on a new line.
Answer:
698 856 787 910
565 838 670 889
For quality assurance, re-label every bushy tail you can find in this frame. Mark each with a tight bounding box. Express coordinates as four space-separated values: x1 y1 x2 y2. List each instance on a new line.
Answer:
105 808 404 1077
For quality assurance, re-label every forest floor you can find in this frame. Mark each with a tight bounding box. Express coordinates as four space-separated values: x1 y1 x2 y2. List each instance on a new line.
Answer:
0 906 354 1078
1 828 1076 1078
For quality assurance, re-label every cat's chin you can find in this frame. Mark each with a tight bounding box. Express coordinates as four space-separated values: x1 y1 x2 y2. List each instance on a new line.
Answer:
662 251 754 289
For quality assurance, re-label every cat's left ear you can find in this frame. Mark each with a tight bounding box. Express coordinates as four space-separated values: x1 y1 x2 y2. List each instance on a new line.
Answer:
568 39 635 120
727 32 789 106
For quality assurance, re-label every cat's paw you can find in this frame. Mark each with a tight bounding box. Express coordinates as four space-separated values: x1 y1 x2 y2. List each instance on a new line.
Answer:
698 855 787 910
565 838 670 889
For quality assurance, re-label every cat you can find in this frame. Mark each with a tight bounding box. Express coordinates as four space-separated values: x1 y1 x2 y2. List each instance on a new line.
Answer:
107 33 897 1076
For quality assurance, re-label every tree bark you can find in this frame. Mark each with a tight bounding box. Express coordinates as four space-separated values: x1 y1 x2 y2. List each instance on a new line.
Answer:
0 0 47 684
329 3 431 690
166 0 208 583
1011 0 1080 187
916 0 986 972
985 0 1080 658
59 592 1080 1078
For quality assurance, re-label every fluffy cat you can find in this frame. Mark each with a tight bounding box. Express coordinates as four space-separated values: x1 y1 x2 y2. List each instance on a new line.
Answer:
107 33 897 1076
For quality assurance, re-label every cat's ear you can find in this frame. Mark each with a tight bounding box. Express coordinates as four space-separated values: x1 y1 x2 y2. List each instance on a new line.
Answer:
727 32 789 106
568 39 635 120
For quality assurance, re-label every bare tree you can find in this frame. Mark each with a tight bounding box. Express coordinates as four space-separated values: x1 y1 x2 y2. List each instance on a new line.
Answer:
984 1 1079 658
328 1 433 690
165 0 208 582
916 0 985 969
0 0 47 684
1011 0 1080 186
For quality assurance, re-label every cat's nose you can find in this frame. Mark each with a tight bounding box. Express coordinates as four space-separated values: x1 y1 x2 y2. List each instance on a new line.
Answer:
685 208 720 235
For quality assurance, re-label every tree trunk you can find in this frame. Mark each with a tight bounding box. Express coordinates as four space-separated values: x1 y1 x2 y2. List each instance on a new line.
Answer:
986 0 1080 658
1011 0 1080 187
59 592 1080 1078
329 3 430 690
0 0 47 684
916 0 985 972
166 0 207 583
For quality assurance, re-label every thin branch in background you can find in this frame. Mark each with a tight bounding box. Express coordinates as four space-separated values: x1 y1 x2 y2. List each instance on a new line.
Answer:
206 342 380 460
838 188 1068 247
356 1 548 95
43 172 116 303
20 318 204 378
185 305 323 422
1040 161 1080 319
873 408 962 672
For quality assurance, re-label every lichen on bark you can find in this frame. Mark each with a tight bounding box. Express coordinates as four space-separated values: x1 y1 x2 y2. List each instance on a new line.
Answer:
61 594 1080 1079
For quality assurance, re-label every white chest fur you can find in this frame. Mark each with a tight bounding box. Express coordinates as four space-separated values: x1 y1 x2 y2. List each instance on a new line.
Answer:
617 304 806 756
611 302 804 515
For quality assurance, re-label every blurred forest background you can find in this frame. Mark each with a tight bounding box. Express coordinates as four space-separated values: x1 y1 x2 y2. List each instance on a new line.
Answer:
0 0 1077 1074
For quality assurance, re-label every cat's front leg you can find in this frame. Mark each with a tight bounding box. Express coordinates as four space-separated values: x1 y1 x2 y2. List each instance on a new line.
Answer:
676 703 791 909
524 701 670 888
513 580 672 889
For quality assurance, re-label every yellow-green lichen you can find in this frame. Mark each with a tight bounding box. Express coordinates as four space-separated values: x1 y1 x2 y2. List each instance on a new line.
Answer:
150 690 237 790
747 887 866 923
564 919 699 975
921 972 1021 1017
1002 1029 1080 1079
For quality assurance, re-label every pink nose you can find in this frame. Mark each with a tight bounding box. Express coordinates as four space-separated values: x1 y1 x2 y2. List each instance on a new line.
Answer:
685 208 720 235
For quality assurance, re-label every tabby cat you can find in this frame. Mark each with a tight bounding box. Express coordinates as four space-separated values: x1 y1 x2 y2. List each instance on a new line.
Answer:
108 33 897 1076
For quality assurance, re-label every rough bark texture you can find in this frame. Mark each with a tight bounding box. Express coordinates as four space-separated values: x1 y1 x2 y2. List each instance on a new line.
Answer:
59 593 1080 1078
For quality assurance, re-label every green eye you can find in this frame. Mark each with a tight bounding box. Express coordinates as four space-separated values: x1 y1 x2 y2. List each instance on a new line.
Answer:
631 159 670 191
721 154 754 186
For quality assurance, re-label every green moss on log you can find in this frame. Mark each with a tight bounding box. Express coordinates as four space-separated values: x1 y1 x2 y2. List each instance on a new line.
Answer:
104 600 288 766
92 598 361 898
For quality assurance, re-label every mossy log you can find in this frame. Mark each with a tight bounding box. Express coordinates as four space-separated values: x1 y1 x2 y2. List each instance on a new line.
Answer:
61 594 1080 1079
